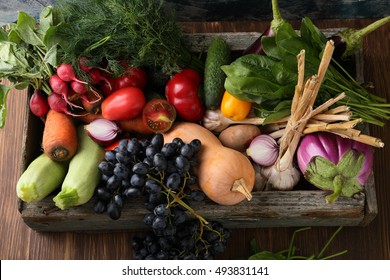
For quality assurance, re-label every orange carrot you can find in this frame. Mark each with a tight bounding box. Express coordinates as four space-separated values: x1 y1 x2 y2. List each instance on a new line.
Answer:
118 115 153 135
42 109 78 162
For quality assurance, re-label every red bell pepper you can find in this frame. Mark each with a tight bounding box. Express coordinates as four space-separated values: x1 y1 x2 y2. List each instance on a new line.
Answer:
165 68 205 122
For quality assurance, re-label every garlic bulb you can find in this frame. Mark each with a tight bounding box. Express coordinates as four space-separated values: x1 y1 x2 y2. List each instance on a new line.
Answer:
261 164 301 191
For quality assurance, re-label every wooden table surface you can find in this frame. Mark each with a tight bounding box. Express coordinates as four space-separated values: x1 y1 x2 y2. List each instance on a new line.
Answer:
1 19 389 260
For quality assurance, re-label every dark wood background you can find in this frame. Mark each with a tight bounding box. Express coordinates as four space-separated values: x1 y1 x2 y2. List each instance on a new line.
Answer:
1 18 389 260
2 0 390 26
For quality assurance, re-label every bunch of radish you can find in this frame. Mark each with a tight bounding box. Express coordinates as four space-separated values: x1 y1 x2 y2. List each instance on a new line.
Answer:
47 63 102 116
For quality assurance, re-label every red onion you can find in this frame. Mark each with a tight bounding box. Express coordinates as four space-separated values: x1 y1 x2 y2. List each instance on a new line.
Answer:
297 132 374 203
246 134 279 166
85 119 121 146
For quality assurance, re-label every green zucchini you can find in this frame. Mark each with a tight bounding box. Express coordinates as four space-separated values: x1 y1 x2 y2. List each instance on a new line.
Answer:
53 125 105 210
16 153 68 203
204 37 231 109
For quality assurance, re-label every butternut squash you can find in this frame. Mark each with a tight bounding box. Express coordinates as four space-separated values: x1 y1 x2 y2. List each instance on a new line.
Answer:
163 122 255 205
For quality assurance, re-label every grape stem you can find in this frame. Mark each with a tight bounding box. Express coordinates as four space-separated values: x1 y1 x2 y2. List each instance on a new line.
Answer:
147 174 209 225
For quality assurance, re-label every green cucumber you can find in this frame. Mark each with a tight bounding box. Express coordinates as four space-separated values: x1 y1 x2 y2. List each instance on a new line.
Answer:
53 125 105 210
204 37 231 109
16 153 68 203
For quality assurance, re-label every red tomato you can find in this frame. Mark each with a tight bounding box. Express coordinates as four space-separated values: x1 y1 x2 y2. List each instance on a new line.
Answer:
116 64 147 90
101 87 146 121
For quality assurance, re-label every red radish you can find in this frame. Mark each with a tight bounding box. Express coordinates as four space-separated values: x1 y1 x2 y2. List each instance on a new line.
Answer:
56 63 86 84
88 68 108 84
99 79 117 97
49 74 83 109
78 56 94 72
29 90 49 118
77 90 102 105
47 92 87 117
49 74 68 96
70 80 102 105
88 69 116 96
70 80 88 95
89 68 115 87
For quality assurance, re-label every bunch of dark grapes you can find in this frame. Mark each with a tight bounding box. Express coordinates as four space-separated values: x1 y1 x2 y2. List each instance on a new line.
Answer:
133 220 231 260
94 133 231 259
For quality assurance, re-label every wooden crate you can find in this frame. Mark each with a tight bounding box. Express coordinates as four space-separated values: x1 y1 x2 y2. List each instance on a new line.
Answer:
17 31 377 232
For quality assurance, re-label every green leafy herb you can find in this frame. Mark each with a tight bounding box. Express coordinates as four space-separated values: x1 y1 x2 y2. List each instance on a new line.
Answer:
55 0 204 76
0 6 64 128
223 17 390 126
248 227 347 260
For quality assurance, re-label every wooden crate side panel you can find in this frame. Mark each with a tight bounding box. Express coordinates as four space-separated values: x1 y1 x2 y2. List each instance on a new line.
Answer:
20 190 366 232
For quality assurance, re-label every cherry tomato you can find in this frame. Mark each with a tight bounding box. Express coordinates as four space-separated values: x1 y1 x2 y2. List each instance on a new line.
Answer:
142 99 176 133
101 87 146 121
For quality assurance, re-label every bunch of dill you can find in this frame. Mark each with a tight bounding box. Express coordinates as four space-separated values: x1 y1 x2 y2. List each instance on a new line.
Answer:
55 0 204 75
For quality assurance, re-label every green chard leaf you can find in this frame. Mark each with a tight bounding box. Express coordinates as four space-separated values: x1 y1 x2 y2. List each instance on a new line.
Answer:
276 36 319 60
300 17 327 50
276 22 300 41
224 76 281 99
255 99 291 124
39 6 65 35
15 11 44 46
271 62 297 85
224 77 266 104
0 42 31 75
221 55 276 81
0 84 11 128
44 44 60 67
235 54 277 70
0 28 7 41
6 27 22 44
261 36 281 59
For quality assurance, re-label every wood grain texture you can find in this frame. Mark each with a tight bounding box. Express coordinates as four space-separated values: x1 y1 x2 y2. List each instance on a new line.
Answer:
1 19 389 260
17 188 370 232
